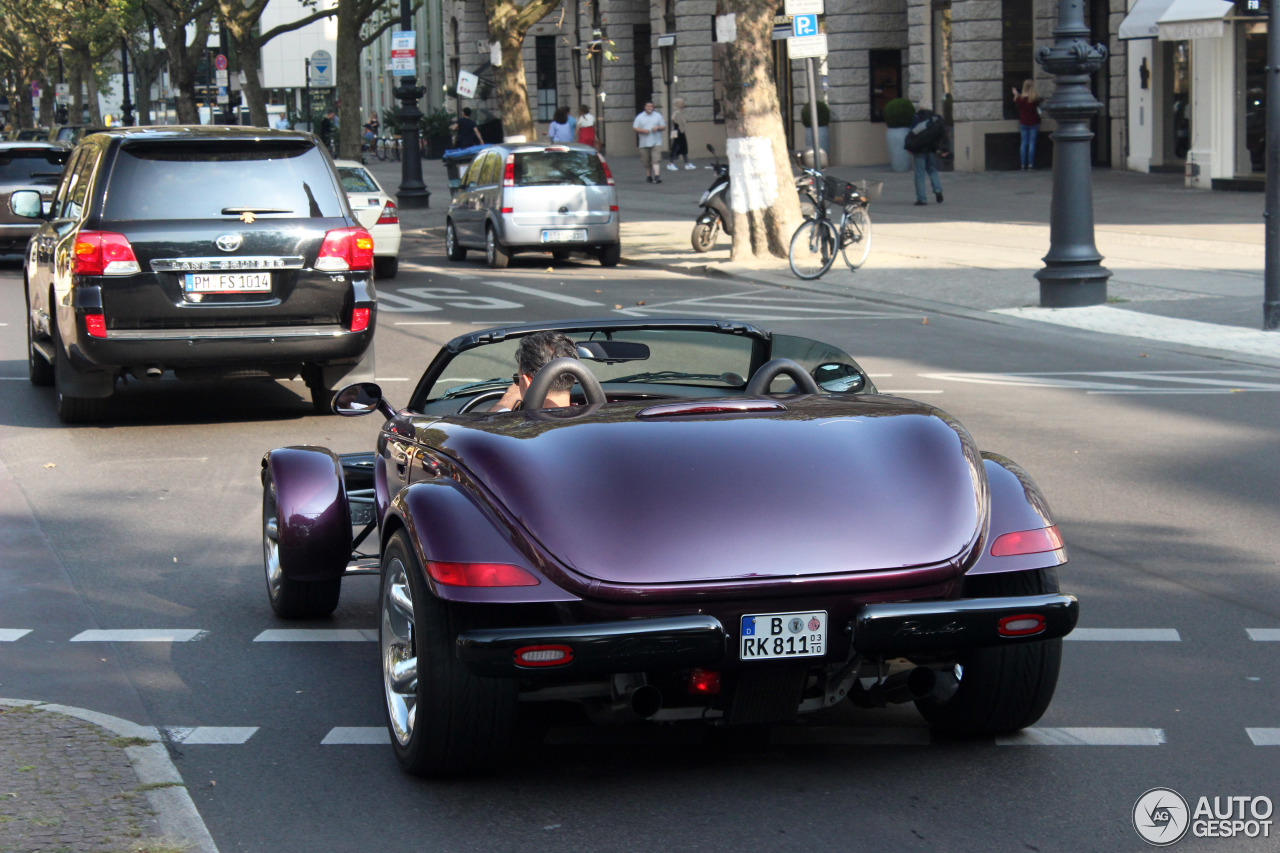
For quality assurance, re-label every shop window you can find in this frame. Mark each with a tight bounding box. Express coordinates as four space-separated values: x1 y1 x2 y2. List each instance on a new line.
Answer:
1002 0 1033 120
870 49 902 123
634 24 654 113
535 35 557 122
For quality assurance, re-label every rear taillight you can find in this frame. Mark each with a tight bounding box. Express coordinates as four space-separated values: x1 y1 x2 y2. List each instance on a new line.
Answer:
376 201 399 225
503 156 515 187
349 307 371 332
84 313 107 338
72 231 140 276
316 227 374 272
599 155 615 186
687 668 721 695
425 560 539 587
989 525 1064 557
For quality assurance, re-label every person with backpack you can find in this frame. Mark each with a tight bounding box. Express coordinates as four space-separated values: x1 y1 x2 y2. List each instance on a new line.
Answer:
904 106 949 206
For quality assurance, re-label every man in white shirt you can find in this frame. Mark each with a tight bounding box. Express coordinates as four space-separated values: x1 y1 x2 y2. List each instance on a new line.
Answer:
632 101 666 184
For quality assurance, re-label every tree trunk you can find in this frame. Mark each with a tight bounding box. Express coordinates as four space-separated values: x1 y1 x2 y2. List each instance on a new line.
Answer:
79 50 103 125
236 38 269 127
68 61 83 124
720 0 802 261
38 76 55 127
484 0 561 143
336 0 364 159
149 1 213 125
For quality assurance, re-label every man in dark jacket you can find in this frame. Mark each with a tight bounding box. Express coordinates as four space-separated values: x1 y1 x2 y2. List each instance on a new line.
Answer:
907 107 949 206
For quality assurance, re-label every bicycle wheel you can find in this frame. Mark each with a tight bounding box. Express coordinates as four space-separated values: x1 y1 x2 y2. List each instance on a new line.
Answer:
840 206 872 270
376 138 387 161
789 218 839 280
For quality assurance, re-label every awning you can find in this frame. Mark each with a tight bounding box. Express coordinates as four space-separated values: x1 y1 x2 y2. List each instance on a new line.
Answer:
1118 0 1176 40
1157 0 1235 39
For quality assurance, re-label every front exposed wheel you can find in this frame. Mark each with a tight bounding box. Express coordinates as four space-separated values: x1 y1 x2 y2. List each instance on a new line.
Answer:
788 218 838 280
840 207 872 270
915 568 1063 736
691 220 718 253
262 474 341 619
380 530 517 777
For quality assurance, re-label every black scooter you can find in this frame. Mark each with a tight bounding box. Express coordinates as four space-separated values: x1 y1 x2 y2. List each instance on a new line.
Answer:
691 144 731 252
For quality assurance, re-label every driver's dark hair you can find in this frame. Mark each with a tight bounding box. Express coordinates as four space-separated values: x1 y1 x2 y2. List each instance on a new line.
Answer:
517 331 579 392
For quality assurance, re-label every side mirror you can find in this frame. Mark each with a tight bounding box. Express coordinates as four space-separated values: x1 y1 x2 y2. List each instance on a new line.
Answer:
333 382 397 418
9 190 44 220
812 362 866 393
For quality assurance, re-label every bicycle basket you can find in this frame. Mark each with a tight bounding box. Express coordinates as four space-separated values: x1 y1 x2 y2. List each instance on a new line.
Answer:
823 178 858 206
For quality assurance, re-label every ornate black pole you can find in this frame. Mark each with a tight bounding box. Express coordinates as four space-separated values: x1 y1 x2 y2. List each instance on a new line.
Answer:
1034 0 1111 307
120 38 135 126
395 0 429 208
1264 0 1279 329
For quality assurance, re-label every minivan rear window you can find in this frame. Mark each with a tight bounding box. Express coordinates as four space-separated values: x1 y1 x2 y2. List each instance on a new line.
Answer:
513 150 606 187
102 141 344 220
0 150 67 184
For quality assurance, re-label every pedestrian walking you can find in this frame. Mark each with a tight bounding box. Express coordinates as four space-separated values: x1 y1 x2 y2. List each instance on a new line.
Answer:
577 104 597 149
450 107 484 147
319 109 336 151
904 106 949 205
666 97 694 171
633 101 666 183
548 107 575 143
1013 80 1043 170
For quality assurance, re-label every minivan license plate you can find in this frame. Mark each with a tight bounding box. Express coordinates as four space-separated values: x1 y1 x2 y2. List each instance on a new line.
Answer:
184 272 272 293
542 229 587 243
740 611 826 660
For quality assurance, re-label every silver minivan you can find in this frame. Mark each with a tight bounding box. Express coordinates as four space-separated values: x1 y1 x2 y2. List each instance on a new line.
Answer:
445 142 620 269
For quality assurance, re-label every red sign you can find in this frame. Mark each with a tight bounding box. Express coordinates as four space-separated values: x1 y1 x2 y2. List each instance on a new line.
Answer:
214 54 228 70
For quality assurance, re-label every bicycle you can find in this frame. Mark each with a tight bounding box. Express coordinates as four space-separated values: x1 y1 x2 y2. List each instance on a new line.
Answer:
376 136 401 162
788 167 872 280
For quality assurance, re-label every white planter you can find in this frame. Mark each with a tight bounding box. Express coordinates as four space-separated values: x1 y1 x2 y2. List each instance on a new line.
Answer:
886 127 912 172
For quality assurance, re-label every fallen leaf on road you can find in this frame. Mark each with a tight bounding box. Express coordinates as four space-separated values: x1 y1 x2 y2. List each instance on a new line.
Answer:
545 267 554 272
614 304 622 309
43 463 55 469
636 300 645 306
921 318 929 325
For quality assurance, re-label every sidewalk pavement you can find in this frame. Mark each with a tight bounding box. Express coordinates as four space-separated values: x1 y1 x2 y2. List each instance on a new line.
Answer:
364 145 1279 365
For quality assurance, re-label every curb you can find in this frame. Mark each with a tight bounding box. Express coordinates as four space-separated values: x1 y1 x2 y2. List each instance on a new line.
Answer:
0 698 220 853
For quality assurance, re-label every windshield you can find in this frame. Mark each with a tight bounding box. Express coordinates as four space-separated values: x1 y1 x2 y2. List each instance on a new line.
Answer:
338 167 380 193
0 149 66 184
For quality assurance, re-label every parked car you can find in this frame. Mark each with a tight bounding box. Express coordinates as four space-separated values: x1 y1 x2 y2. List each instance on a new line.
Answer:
49 125 107 148
260 318 1078 778
334 159 400 278
445 142 621 268
0 141 68 255
11 126 377 423
6 128 49 142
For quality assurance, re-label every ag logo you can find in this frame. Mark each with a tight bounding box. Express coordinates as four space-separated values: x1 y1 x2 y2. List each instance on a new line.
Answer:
1134 787 1190 846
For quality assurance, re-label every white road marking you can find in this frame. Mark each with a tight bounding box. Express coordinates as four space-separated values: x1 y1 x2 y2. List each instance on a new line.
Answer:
922 369 1280 396
376 291 444 312
165 727 258 744
1067 629 1181 642
393 321 453 325
878 389 944 395
1246 729 1280 746
996 727 1166 746
482 280 604 306
0 629 32 641
773 727 933 746
0 378 27 381
70 629 207 642
1246 629 1280 641
253 629 377 642
322 727 390 745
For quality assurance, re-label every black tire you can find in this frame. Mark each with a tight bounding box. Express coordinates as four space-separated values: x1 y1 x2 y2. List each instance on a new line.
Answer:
691 220 718 253
598 242 621 268
53 322 109 424
485 226 509 269
788 218 838 280
380 530 517 777
309 383 335 414
262 473 342 619
840 207 872 270
445 220 467 261
27 302 53 387
374 256 399 279
915 568 1064 737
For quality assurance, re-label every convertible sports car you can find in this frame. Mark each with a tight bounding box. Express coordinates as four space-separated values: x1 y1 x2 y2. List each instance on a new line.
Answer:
261 319 1077 777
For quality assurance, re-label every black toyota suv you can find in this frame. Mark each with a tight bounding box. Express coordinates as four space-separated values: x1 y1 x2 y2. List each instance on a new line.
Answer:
10 126 377 423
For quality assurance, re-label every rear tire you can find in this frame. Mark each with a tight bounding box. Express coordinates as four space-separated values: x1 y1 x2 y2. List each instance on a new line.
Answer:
598 242 621 267
691 220 718 253
53 323 109 424
485 226 509 269
262 473 342 619
445 220 466 261
915 568 1063 737
374 256 399 279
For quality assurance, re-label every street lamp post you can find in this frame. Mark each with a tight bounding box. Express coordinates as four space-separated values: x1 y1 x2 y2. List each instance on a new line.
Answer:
1033 0 1111 307
1264 0 1280 329
394 0 429 208
120 37 135 126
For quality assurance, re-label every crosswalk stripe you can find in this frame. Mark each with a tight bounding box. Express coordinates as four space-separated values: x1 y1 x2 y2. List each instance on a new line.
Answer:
165 727 258 744
996 727 1166 746
253 629 378 642
1067 629 1181 641
322 727 390 745
0 629 31 641
1246 729 1280 746
70 629 206 642
1246 629 1280 641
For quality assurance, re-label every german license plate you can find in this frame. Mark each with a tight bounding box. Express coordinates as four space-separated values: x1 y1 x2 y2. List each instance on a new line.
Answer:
740 611 826 660
542 229 587 243
184 272 272 293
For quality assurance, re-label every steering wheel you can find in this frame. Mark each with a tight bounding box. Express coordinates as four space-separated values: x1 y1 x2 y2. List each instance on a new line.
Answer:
522 357 606 409
744 358 822 396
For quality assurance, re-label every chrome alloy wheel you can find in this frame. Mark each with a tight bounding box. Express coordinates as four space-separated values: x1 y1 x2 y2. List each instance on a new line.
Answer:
446 223 456 256
381 555 419 747
485 229 496 265
263 484 283 601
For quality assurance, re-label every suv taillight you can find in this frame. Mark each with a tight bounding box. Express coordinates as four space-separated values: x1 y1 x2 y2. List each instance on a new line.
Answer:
73 231 140 276
599 154 615 186
376 201 399 225
316 227 375 272
503 155 515 187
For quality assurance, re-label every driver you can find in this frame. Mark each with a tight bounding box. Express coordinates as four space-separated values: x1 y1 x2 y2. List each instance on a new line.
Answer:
490 330 580 411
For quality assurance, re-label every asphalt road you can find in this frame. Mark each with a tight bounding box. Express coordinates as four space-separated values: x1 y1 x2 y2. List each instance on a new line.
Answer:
1 245 1278 853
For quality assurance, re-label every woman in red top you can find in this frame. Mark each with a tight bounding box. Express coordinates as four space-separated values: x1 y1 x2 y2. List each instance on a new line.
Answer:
1013 79 1042 171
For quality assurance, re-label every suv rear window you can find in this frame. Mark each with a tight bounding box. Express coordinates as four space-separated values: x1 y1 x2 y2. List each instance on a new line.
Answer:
102 141 344 220
0 149 66 184
513 150 606 187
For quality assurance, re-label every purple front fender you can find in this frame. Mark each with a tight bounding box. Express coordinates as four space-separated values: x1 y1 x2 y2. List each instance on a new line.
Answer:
261 446 352 583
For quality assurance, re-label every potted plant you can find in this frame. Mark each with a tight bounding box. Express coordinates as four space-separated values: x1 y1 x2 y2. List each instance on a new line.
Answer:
801 100 830 166
420 107 454 159
883 97 915 172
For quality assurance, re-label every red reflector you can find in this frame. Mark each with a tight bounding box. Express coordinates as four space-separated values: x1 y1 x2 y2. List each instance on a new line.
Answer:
514 644 573 667
500 207 513 214
84 314 107 338
316 227 375 272
687 667 721 695
990 525 1064 557
610 205 619 212
350 307 371 332
998 614 1047 637
73 231 139 276
376 200 399 224
425 560 539 587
